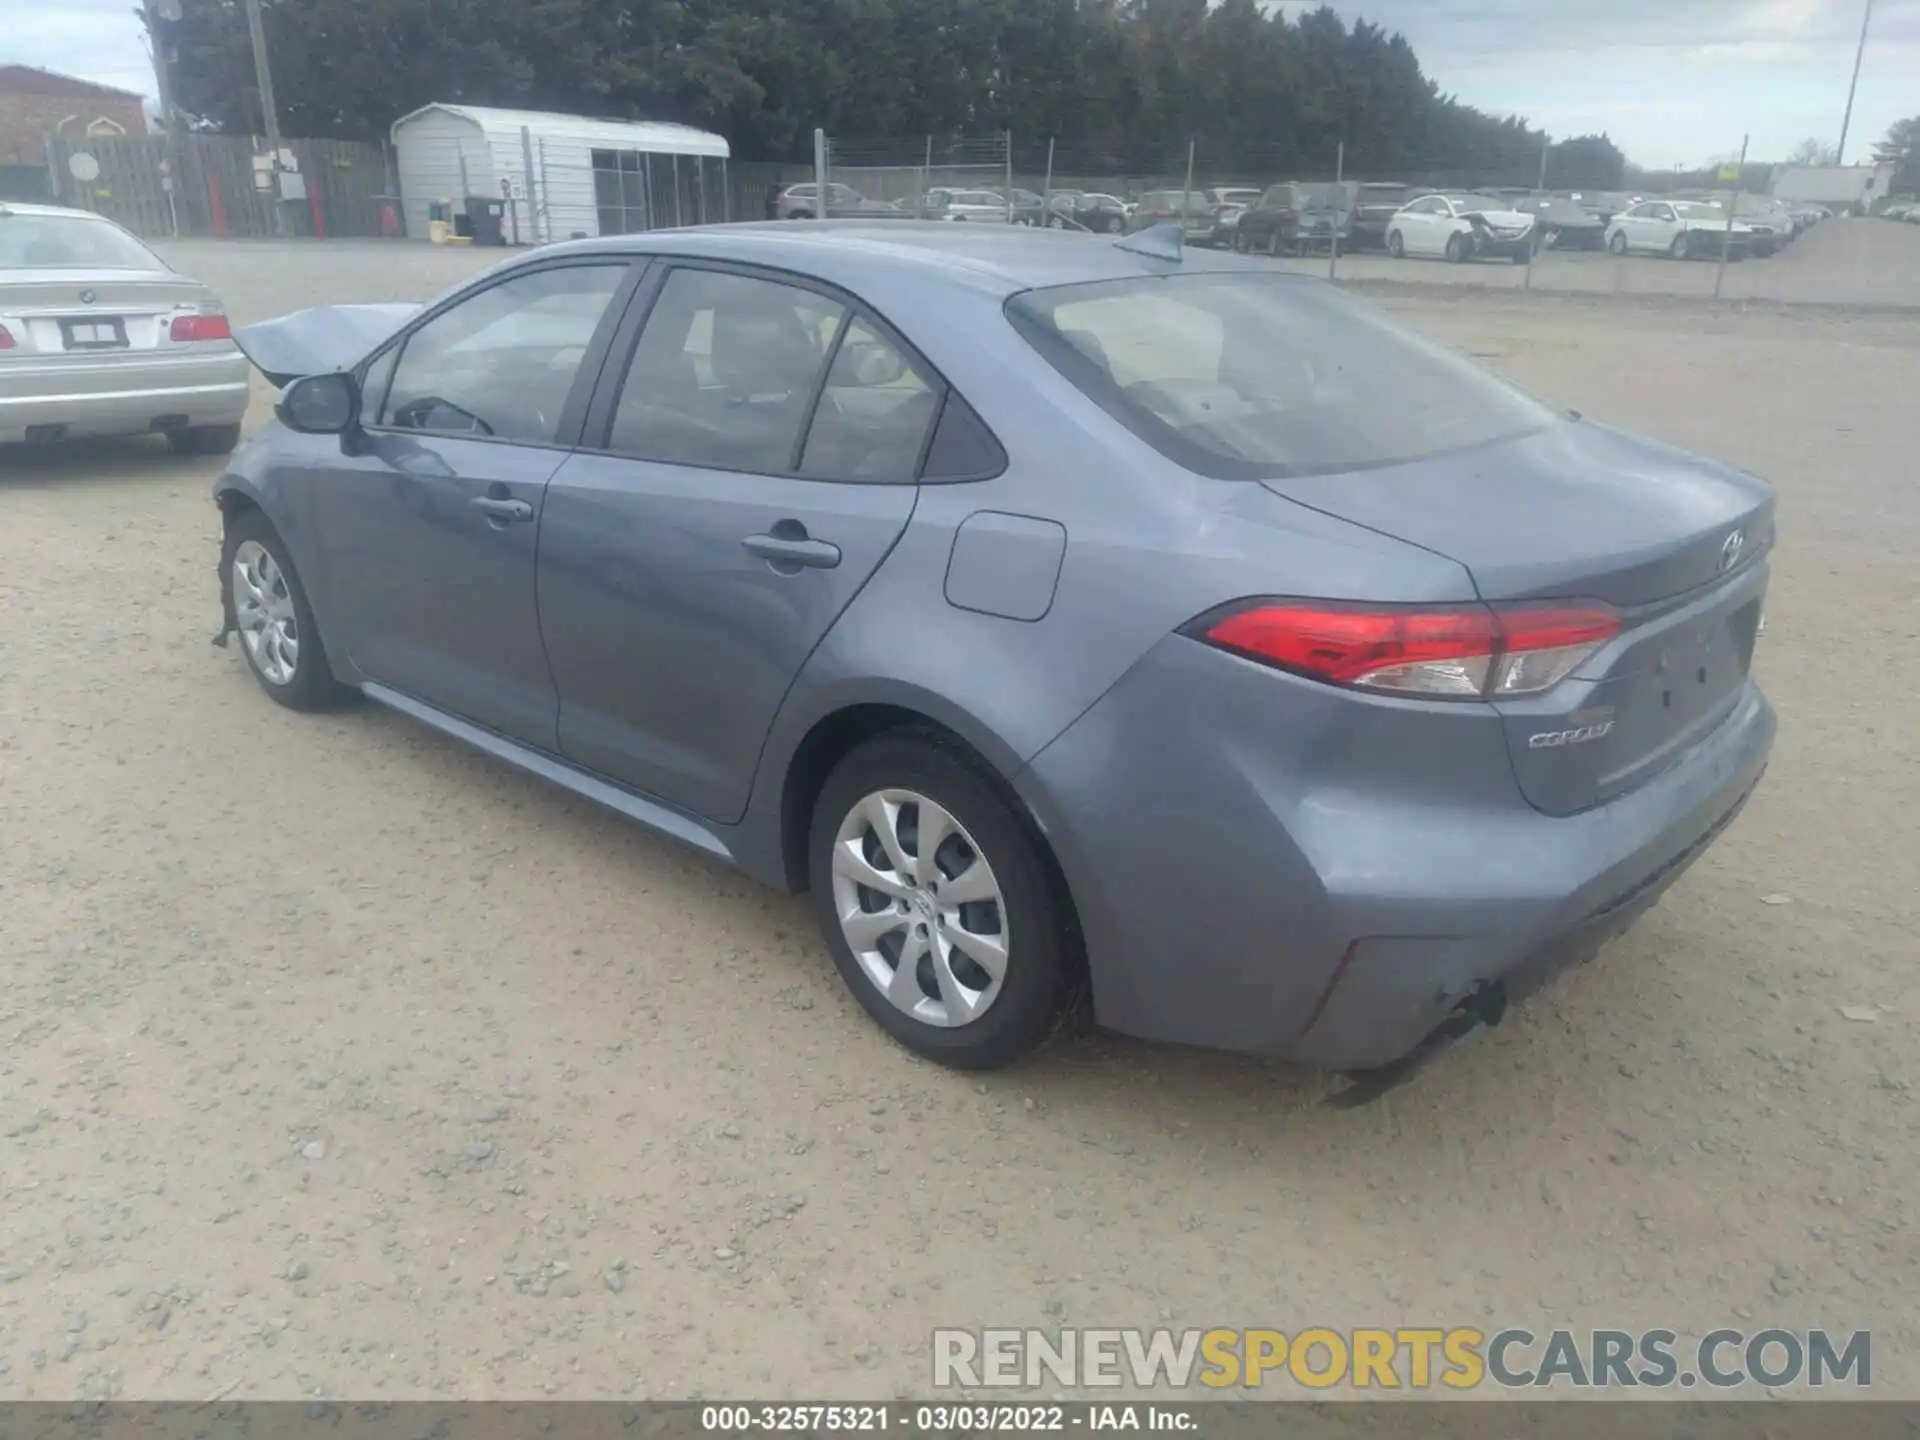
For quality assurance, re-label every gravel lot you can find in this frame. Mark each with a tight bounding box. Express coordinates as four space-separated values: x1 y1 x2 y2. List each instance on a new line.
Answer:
2 233 1916 1403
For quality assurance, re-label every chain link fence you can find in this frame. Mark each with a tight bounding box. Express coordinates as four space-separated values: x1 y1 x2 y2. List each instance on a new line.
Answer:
814 133 1015 220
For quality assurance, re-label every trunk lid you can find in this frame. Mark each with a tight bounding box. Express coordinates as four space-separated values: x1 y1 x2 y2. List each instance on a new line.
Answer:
1261 420 1774 814
0 269 216 358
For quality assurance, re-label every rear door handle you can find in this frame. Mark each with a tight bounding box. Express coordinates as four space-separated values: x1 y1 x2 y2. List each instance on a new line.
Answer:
742 532 841 570
472 495 534 523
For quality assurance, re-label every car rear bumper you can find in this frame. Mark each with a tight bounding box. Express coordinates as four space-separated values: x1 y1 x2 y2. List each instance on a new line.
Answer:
0 350 250 442
1018 634 1775 1068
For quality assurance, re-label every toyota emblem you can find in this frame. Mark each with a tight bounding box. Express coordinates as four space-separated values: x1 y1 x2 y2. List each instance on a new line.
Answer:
78 288 97 305
1719 529 1745 572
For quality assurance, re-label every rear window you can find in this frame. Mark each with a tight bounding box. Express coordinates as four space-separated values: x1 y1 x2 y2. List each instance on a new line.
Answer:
0 212 164 269
1006 273 1560 478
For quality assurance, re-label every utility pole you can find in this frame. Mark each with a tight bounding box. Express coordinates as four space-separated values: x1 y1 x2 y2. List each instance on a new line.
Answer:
244 0 289 235
142 0 187 235
1837 0 1874 164
1715 134 1749 302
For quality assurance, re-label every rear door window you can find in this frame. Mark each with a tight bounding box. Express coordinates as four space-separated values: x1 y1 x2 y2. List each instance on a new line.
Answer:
608 268 845 473
799 317 941 482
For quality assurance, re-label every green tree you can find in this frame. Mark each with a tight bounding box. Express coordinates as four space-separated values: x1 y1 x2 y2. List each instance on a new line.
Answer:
1874 116 1920 195
1548 134 1626 190
157 0 1557 180
1785 137 1838 167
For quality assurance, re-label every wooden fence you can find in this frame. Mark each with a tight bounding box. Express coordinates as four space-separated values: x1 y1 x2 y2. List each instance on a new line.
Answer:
44 133 393 240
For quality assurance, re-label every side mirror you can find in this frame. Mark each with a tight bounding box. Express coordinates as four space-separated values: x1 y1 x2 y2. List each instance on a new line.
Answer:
277 371 359 435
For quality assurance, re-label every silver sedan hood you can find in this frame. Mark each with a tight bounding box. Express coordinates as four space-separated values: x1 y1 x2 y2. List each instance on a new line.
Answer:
233 302 420 387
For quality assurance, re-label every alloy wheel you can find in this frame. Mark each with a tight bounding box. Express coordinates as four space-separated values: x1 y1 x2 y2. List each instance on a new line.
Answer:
232 539 300 686
830 789 1009 1028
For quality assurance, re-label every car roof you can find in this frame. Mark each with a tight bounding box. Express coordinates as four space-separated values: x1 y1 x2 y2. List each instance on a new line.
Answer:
532 220 1275 298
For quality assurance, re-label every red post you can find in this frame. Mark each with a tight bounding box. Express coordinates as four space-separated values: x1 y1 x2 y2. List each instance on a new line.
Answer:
307 183 326 240
207 175 228 239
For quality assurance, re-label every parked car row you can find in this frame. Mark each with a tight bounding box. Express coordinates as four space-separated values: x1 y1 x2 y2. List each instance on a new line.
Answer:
1880 199 1920 223
770 179 1852 266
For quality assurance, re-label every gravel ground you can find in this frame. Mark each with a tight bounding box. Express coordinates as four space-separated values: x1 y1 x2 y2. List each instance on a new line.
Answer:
1 237 1916 1403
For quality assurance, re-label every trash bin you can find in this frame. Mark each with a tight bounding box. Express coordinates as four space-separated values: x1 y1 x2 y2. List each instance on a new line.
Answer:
466 196 508 246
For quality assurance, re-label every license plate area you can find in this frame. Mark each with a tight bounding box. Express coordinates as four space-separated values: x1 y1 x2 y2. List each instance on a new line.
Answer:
60 317 128 350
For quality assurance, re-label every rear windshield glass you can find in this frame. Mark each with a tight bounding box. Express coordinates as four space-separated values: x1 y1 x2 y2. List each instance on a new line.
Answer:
1006 273 1559 478
0 212 164 269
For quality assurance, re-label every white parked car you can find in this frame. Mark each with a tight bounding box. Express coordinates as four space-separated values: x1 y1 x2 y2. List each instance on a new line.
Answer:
924 188 1016 223
1385 193 1537 263
1605 200 1754 260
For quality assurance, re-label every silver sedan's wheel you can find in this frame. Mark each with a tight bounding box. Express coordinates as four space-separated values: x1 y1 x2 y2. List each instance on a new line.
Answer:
231 539 300 686
830 788 1009 1028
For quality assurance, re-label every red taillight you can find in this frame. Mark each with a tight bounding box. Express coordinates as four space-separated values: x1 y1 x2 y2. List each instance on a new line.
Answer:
0 323 14 350
1193 601 1618 699
170 313 232 342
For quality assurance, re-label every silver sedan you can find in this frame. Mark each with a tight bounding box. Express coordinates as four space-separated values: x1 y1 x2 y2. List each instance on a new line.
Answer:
0 202 249 453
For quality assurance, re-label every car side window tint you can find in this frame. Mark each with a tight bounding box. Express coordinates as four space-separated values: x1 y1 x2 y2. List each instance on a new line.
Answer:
799 317 940 483
920 391 1007 481
379 265 623 443
609 268 845 473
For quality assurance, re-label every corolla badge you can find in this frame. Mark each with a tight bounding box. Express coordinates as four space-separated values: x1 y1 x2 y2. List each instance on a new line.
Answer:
1719 529 1746 572
1528 719 1615 750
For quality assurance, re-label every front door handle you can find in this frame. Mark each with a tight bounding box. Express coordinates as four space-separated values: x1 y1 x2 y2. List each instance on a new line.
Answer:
472 495 534 524
742 530 841 571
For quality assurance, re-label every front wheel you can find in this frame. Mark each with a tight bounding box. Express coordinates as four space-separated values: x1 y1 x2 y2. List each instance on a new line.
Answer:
1607 229 1629 255
1445 232 1470 263
220 510 349 712
808 732 1082 1070
1102 215 1124 234
1387 229 1405 258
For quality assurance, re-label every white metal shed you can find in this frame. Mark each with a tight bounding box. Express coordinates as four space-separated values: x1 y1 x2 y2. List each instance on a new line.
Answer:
390 103 732 244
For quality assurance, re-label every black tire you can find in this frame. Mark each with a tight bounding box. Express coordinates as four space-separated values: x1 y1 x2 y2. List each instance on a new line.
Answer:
1671 233 1693 261
169 422 242 456
807 731 1084 1070
1445 232 1470 263
1387 229 1405 258
1230 228 1248 253
219 509 349 712
1608 229 1629 255
1102 215 1123 234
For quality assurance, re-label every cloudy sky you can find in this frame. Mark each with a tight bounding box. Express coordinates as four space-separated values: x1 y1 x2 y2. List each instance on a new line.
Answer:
9 0 1917 167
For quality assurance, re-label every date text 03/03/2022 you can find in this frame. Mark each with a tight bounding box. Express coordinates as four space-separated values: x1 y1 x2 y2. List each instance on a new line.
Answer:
700 1404 1196 1431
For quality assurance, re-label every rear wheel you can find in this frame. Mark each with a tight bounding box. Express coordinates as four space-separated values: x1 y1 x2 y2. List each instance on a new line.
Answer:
1102 215 1123 234
808 732 1082 1070
1387 229 1405 258
1671 232 1694 260
169 422 242 456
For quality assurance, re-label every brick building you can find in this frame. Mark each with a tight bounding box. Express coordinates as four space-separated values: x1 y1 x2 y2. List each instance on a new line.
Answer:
0 64 147 168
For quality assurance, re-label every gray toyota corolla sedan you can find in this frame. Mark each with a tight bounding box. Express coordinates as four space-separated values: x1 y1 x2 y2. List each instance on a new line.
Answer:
213 222 1774 1081
0 202 248 451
